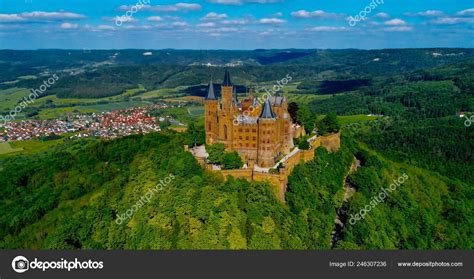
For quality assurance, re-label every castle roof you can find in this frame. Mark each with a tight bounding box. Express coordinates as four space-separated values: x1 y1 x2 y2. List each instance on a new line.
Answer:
259 98 276 119
269 96 286 107
223 69 233 87
205 80 217 100
233 86 239 104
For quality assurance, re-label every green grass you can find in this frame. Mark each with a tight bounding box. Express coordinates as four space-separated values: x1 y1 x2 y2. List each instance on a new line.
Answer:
0 88 31 111
158 105 204 125
187 106 204 116
0 142 23 155
337 114 381 125
287 93 333 103
6 138 65 156
140 86 188 99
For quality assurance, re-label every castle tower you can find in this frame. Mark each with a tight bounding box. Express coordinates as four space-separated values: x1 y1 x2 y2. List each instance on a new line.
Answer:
221 69 234 113
257 98 277 167
219 69 234 149
204 80 219 145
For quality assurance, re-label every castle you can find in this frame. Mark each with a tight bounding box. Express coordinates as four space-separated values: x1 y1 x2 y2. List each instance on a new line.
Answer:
204 70 296 167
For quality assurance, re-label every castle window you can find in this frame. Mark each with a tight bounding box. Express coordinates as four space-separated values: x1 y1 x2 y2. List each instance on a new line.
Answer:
239 128 242 132
245 129 249 133
246 143 249 147
239 136 242 140
253 137 256 140
252 144 256 148
246 136 249 140
252 129 256 132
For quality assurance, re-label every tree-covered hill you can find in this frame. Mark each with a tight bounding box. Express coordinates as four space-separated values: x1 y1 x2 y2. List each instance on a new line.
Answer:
2 48 474 98
0 131 471 249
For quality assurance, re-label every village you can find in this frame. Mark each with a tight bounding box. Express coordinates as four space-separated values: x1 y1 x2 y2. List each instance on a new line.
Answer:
0 104 180 142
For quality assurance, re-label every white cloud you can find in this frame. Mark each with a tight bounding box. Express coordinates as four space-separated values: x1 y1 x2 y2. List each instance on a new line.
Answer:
291 10 343 19
202 12 228 20
272 12 283 17
197 22 216 28
374 12 390 19
20 11 86 20
308 26 347 31
0 11 86 23
171 21 188 27
123 25 152 30
384 26 412 32
200 27 239 33
221 19 249 25
97 25 115 30
207 0 282 5
457 8 474 16
147 16 163 22
120 3 202 12
0 14 24 22
60 22 78 29
384 18 407 26
429 17 474 25
259 18 286 24
406 10 444 17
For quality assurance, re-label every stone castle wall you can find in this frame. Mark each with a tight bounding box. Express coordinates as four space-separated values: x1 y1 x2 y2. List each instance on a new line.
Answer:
191 133 341 203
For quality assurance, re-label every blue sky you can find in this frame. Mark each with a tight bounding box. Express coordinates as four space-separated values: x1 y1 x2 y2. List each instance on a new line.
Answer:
0 0 473 49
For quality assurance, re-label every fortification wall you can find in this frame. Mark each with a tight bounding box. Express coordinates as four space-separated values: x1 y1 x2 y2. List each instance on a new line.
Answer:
311 132 341 152
190 133 341 203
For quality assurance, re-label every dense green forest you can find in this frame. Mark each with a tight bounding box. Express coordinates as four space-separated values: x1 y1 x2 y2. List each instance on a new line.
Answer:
0 130 472 249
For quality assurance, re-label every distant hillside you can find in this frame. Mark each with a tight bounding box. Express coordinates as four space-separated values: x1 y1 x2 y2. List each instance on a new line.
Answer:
1 48 474 98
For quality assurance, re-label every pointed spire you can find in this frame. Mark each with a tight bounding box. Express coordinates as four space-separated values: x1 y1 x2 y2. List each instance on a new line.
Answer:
205 79 216 100
223 68 232 87
259 97 276 119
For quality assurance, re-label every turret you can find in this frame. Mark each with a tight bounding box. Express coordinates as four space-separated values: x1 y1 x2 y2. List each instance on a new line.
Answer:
204 79 219 144
257 98 277 167
205 79 217 100
259 97 276 119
